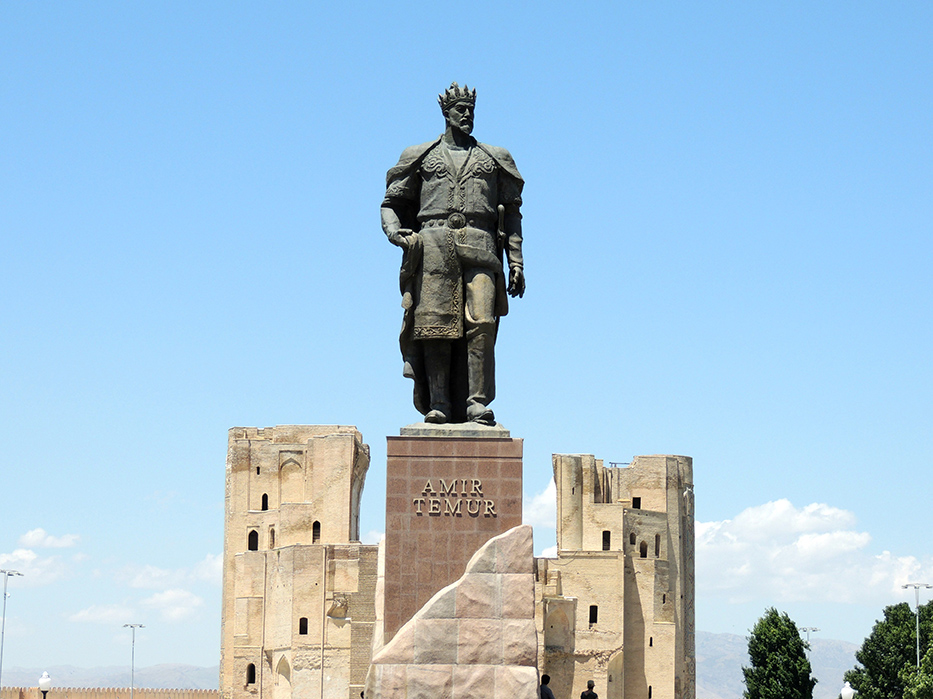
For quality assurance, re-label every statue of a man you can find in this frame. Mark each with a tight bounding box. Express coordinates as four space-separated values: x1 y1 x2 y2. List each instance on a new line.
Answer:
382 82 525 426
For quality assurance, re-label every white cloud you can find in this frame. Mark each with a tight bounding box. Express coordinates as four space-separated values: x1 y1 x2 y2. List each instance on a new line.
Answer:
19 528 80 548
0 548 69 586
697 499 933 606
141 588 203 622
120 553 222 588
127 564 173 588
191 553 222 583
362 530 384 545
540 545 558 558
70 603 135 624
524 479 556 529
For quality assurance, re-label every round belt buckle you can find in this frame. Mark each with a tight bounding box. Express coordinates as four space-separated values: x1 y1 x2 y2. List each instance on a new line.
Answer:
447 212 466 229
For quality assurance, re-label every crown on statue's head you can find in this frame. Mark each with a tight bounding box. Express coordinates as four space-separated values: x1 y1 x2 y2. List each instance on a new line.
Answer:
438 82 476 113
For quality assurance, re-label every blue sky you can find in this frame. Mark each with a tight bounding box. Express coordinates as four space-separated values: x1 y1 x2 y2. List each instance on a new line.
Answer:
2 1 931 672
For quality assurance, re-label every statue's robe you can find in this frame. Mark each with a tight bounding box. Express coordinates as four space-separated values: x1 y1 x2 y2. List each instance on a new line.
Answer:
383 135 524 419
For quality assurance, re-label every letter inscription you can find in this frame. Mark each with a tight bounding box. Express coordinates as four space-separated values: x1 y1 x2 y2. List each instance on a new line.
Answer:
410 476 496 518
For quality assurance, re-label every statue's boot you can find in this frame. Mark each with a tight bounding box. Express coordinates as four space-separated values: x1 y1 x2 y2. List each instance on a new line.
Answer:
466 325 496 426
423 340 451 424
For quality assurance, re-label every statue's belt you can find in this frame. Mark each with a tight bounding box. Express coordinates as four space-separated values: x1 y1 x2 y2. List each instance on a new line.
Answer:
420 213 496 230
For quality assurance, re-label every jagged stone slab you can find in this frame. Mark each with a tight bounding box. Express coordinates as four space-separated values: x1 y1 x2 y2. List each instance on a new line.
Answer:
365 525 537 699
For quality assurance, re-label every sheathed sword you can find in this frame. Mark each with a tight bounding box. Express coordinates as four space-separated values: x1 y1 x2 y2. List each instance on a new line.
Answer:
497 204 506 264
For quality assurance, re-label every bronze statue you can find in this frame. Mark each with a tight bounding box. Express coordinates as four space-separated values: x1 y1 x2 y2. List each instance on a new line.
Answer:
382 83 525 425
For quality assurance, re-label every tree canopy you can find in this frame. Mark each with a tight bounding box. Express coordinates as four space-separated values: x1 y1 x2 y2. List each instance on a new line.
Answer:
743 607 816 699
846 601 933 699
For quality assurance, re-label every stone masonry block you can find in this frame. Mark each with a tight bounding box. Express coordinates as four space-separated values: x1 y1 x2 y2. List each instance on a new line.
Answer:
372 622 415 665
405 665 453 699
419 586 457 619
502 619 537 666
452 664 498 699
456 573 500 618
496 524 533 573
458 618 503 665
500 573 535 619
413 619 459 664
496 666 539 699
465 538 498 574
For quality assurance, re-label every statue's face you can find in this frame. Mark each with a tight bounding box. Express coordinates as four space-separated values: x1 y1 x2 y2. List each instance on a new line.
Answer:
445 100 474 135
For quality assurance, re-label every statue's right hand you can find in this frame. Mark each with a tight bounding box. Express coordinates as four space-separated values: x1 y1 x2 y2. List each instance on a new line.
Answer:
389 228 414 250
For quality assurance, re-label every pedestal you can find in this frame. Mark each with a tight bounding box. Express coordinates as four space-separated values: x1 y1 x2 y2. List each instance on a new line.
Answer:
383 425 523 640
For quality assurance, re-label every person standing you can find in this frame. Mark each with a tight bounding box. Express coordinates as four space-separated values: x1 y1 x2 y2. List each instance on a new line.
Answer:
540 674 556 699
580 680 597 699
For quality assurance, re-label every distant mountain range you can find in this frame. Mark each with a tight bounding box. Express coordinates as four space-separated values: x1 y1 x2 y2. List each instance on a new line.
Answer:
3 632 861 698
1 665 219 690
697 631 859 699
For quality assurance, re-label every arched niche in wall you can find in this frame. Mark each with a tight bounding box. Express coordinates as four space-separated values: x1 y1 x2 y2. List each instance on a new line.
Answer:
607 650 625 699
544 606 573 651
280 457 303 504
273 656 291 699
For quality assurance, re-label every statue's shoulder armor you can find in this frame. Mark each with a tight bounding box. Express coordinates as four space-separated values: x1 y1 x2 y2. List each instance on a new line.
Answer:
477 143 523 183
386 137 442 185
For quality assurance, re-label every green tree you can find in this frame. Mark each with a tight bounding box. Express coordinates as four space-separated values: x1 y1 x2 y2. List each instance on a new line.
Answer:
845 601 933 699
902 646 933 699
743 607 817 699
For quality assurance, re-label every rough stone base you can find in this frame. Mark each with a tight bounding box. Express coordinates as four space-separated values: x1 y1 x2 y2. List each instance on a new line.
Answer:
366 525 538 699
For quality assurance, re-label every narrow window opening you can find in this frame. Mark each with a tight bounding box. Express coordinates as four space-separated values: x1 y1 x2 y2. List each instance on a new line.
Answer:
589 605 598 625
602 530 611 551
256 466 260 475
649 637 653 647
571 487 575 494
648 687 652 699
639 541 648 558
261 493 269 511
662 594 666 604
312 521 321 543
629 532 636 545
248 530 259 551
269 528 275 548
246 663 256 685
299 617 308 635
655 533 661 557
632 497 641 509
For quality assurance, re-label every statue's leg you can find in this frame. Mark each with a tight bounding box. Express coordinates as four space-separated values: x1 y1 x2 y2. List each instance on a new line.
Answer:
422 339 452 424
464 268 497 425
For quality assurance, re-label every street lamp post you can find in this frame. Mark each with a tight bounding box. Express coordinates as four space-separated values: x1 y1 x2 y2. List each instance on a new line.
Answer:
800 626 820 652
902 583 932 668
0 569 24 691
123 624 144 699
39 671 52 699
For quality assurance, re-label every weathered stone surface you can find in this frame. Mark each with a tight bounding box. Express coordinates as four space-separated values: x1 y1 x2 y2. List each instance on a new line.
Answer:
366 525 537 699
400 421 511 438
383 435 523 639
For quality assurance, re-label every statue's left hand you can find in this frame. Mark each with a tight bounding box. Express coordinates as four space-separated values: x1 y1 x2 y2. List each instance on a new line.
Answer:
508 267 525 298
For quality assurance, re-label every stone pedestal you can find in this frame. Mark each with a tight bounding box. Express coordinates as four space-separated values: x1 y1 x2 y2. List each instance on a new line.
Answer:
383 426 523 640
